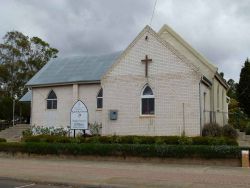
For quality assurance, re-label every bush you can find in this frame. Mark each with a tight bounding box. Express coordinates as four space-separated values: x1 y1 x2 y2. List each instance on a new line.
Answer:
202 123 222 137
25 125 68 136
177 136 193 145
22 135 71 143
22 135 238 146
89 122 102 135
239 120 248 132
22 128 33 137
222 124 238 139
0 138 6 142
0 142 246 159
245 123 250 135
192 136 238 146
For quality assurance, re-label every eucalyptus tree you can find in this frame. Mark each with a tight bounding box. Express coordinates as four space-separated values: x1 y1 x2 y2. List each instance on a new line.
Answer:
0 31 58 122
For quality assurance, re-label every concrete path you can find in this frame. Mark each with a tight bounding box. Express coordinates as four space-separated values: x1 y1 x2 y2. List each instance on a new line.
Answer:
0 177 71 188
0 157 250 187
0 124 30 142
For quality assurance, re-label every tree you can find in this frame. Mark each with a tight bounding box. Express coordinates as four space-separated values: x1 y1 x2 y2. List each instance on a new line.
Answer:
219 72 224 78
0 31 58 121
237 58 250 116
227 78 238 99
0 31 58 98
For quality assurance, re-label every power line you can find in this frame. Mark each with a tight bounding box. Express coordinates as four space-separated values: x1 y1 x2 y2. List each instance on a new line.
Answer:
149 0 158 26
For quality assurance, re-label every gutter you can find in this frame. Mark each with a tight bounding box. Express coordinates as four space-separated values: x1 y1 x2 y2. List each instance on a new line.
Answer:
26 80 101 88
215 72 229 90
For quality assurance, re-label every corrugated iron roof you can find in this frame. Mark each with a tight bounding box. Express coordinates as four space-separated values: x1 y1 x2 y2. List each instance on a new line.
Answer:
26 51 121 86
19 90 32 102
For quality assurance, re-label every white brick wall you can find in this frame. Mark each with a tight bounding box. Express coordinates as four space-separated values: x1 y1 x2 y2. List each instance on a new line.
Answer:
31 84 102 128
101 29 201 136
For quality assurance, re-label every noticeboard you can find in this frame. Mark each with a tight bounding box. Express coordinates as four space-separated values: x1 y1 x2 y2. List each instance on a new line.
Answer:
70 100 88 130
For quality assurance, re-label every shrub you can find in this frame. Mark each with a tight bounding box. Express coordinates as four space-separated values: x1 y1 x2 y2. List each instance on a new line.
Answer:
239 120 248 132
222 124 238 139
22 128 33 137
178 136 192 145
89 122 102 135
161 136 179 145
22 135 71 143
245 123 250 135
0 138 6 142
155 137 165 144
192 136 238 146
202 123 222 137
25 125 68 136
22 135 238 146
192 136 210 145
0 142 246 159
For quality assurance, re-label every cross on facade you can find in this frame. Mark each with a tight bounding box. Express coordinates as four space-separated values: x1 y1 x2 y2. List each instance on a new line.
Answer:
141 55 152 77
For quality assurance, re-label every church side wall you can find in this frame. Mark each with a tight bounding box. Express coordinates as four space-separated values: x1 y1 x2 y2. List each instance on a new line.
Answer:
200 83 211 128
31 84 102 129
101 30 201 136
212 79 228 126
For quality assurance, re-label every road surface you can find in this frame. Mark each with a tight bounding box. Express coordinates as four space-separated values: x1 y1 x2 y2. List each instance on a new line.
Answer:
0 156 249 187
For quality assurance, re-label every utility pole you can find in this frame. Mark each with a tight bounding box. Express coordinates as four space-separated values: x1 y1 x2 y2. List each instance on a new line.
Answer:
11 54 15 127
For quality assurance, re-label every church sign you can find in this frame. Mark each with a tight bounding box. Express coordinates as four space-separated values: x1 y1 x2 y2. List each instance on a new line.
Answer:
70 100 88 130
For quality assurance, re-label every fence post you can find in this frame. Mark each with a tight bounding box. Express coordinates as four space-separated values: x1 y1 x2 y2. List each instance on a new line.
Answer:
242 150 249 168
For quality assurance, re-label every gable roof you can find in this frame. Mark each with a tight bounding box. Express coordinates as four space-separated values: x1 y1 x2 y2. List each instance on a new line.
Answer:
102 25 201 80
158 24 217 73
26 51 121 87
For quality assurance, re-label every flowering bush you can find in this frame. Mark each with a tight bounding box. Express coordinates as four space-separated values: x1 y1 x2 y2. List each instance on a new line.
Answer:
22 125 68 137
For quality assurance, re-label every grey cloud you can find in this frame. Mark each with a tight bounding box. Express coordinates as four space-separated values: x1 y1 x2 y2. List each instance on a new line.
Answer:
0 0 249 81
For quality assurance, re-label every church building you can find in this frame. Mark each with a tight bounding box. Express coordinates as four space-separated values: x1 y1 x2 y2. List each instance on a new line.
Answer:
20 24 229 136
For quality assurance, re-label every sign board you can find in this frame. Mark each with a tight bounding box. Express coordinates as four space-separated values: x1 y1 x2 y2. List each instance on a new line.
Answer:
70 100 88 130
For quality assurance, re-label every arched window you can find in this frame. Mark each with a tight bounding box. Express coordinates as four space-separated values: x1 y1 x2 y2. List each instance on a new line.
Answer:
141 85 154 115
97 88 103 109
47 90 57 109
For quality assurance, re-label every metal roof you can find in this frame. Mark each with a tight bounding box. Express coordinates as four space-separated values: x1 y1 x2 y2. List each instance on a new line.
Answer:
26 51 121 87
19 90 32 102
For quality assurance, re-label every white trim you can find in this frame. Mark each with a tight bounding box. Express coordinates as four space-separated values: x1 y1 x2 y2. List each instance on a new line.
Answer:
158 24 217 73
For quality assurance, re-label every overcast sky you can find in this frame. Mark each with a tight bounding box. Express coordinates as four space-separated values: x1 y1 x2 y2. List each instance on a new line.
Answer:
1 0 249 81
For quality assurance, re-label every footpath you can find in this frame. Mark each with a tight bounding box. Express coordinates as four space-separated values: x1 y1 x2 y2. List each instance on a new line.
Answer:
0 156 249 188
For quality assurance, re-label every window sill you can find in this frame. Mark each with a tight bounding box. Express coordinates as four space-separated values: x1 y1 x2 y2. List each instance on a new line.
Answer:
139 115 155 118
96 108 102 111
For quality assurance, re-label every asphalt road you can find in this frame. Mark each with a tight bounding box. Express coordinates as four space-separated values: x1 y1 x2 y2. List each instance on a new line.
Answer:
0 157 250 187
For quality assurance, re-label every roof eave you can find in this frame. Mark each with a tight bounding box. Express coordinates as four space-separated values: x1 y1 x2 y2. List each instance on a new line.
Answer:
215 72 229 90
27 80 101 88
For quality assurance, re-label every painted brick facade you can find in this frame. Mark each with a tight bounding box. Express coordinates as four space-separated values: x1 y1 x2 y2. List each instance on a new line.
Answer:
31 84 102 128
101 28 201 136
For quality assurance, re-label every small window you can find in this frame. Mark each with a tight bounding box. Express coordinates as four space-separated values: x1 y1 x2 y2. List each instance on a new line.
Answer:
97 88 103 109
47 90 57 109
141 85 154 115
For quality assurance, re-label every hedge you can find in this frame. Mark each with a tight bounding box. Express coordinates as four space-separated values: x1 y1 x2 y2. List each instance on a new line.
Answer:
22 135 238 146
0 142 247 159
0 138 6 142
